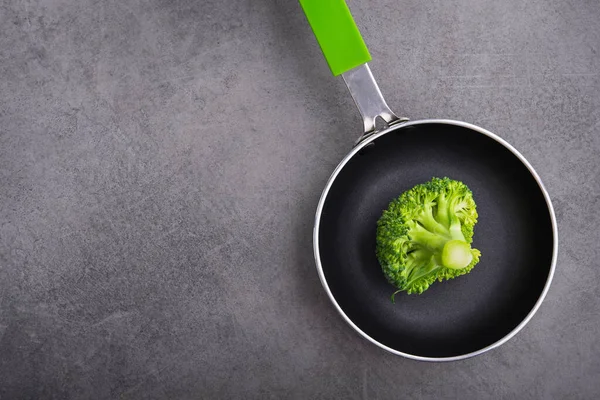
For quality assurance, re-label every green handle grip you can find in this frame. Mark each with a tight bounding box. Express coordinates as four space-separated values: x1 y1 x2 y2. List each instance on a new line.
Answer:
299 0 371 76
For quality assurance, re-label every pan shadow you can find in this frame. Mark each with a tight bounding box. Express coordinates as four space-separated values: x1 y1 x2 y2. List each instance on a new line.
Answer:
258 0 356 126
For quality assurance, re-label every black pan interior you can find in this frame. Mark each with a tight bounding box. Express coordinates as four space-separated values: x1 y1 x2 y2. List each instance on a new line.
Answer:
318 123 554 358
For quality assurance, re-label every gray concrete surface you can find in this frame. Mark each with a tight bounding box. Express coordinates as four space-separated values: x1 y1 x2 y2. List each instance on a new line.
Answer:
1 0 599 398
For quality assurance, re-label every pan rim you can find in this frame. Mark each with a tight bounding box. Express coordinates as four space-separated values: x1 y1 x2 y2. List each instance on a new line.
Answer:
313 118 558 362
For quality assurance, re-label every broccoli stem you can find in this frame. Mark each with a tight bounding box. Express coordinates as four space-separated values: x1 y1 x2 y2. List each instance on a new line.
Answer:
435 192 449 226
405 256 439 287
410 221 473 270
419 206 449 236
409 223 450 251
441 240 473 269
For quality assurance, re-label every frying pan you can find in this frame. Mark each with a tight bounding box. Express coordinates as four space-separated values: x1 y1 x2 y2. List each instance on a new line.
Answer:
299 0 558 361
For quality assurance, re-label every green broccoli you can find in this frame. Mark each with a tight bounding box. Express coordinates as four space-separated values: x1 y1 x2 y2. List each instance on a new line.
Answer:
376 177 481 299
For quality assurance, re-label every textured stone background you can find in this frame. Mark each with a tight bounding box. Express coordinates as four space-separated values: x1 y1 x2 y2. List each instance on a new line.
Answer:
1 0 599 398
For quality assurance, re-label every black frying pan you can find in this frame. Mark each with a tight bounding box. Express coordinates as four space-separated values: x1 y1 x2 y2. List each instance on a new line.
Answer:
300 0 557 360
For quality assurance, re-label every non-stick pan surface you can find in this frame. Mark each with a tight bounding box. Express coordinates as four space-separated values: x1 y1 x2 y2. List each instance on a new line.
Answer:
316 121 556 360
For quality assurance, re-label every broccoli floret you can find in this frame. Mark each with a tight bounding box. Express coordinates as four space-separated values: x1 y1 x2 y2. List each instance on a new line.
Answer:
376 177 482 299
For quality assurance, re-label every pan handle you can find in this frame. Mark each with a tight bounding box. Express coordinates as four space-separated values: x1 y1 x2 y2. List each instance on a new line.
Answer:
342 64 407 139
299 0 407 140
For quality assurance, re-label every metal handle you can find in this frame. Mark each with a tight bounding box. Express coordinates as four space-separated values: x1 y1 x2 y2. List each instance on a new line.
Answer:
342 63 408 140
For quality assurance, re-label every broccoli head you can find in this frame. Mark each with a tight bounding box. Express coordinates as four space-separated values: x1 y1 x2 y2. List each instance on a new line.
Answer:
376 177 481 298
